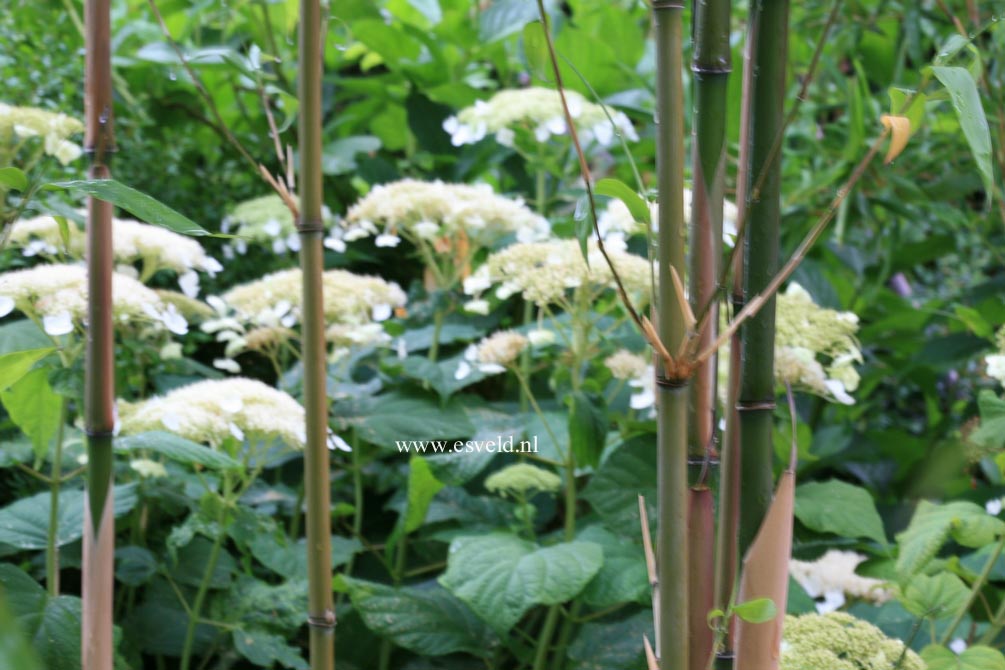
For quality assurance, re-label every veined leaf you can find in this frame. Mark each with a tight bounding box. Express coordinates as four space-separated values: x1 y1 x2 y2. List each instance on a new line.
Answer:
115 431 241 470
896 500 1005 577
0 166 29 191
794 479 888 547
595 178 651 225
53 179 212 236
900 572 969 619
0 484 138 549
0 368 62 459
931 66 994 205
0 347 55 392
921 644 1005 670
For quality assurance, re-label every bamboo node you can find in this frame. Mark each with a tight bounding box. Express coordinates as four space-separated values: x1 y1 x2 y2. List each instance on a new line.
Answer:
296 219 326 235
650 0 684 9
655 375 688 390
306 610 336 630
735 400 776 412
84 427 116 439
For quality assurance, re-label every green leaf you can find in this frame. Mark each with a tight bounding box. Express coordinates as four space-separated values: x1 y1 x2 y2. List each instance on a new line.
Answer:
52 216 71 252
53 179 211 236
115 431 241 470
900 572 969 619
954 304 993 338
333 392 475 449
582 436 656 534
896 500 1005 576
521 21 550 82
0 348 55 392
344 577 497 656
921 644 1005 670
595 178 651 226
971 390 1005 449
568 391 607 468
567 610 652 670
0 484 138 549
439 533 603 634
321 135 381 175
169 536 236 589
931 66 995 205
794 480 888 547
479 0 554 43
0 367 62 459
0 564 81 670
0 594 41 670
733 597 777 624
403 456 444 533
232 628 308 670
0 321 50 356
114 546 158 587
0 167 29 191
577 525 648 608
400 354 489 401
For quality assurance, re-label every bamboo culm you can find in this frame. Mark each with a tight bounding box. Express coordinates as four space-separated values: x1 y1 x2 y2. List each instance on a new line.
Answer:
297 3 336 670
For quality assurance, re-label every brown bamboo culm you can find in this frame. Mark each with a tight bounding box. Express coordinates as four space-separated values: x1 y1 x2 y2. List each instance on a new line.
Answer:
82 0 116 668
297 1 336 669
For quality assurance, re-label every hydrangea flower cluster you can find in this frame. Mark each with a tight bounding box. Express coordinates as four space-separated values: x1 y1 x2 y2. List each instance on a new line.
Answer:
8 214 222 297
604 349 649 381
985 326 1005 386
333 179 550 264
779 612 924 670
442 87 638 149
203 268 407 370
455 330 529 381
789 550 892 614
463 239 651 312
0 263 188 336
596 190 740 250
118 377 308 450
774 283 861 404
0 103 83 165
220 194 334 256
485 463 561 498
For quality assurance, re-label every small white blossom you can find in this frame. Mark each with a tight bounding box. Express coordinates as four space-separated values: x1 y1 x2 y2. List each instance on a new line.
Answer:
43 311 74 336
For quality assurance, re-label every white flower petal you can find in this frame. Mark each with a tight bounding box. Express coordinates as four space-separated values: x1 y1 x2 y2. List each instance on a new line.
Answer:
0 296 14 318
178 271 200 298
375 233 401 248
43 312 74 336
213 358 241 373
454 360 472 381
371 303 392 321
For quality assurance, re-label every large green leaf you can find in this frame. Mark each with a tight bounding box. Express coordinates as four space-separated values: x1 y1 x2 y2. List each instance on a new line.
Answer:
479 0 555 43
595 178 651 225
0 348 55 392
0 594 40 670
581 435 656 534
921 644 1005 670
567 610 652 670
53 179 211 236
568 391 607 468
794 480 888 547
971 390 1005 449
0 321 50 356
0 367 62 459
896 500 1005 576
931 66 994 205
0 166 29 191
400 354 489 401
232 628 308 670
344 577 498 657
115 431 241 470
403 456 444 533
578 525 648 608
0 484 138 549
333 392 475 449
0 564 80 670
439 533 603 634
900 572 969 619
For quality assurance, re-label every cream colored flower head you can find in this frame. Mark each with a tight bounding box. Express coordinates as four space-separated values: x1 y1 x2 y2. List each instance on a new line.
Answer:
464 239 651 309
118 377 307 449
338 178 550 251
0 103 83 164
454 330 529 381
596 190 740 250
485 463 561 498
789 550 892 613
605 349 649 381
985 326 1005 386
221 194 333 255
779 612 924 670
0 263 188 336
8 214 222 297
442 87 638 148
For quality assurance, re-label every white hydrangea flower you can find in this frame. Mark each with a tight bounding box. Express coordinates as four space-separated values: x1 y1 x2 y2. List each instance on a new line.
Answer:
224 194 334 253
442 87 638 149
467 239 651 308
0 263 185 334
342 179 550 252
789 550 892 607
8 214 222 288
596 191 739 247
605 349 649 381
118 377 307 449
629 365 656 414
455 332 528 380
1 103 84 165
129 459 168 479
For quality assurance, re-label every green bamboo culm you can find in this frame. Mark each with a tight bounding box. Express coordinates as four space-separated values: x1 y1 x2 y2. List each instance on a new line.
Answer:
82 0 116 668
737 0 790 562
688 2 731 667
653 1 689 668
297 2 336 669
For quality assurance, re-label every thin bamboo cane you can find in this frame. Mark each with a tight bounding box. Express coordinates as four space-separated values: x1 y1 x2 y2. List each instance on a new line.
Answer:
736 0 789 573
297 3 335 669
82 0 116 668
653 1 689 667
688 488 716 670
